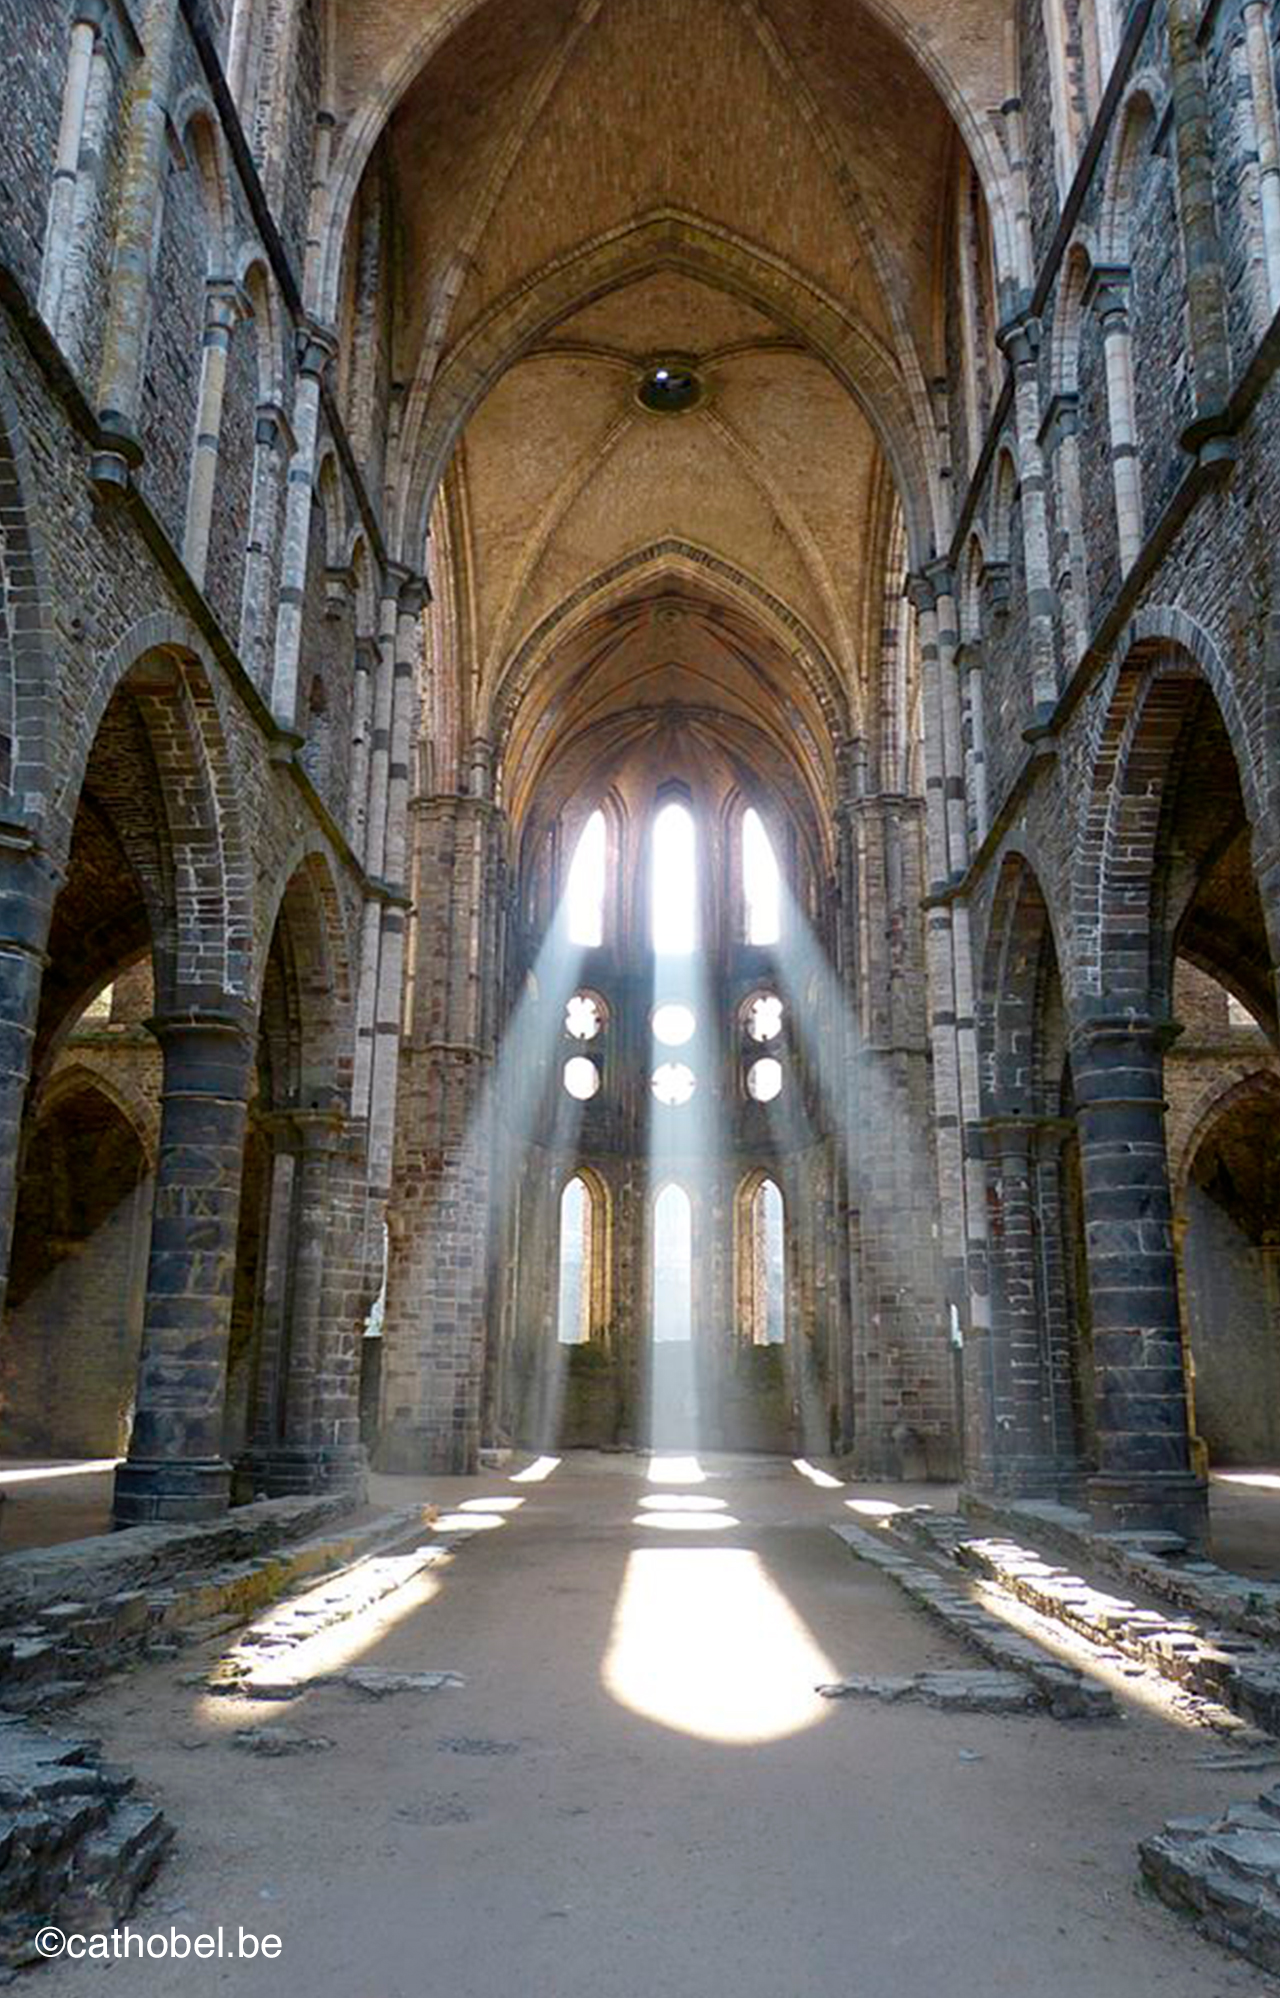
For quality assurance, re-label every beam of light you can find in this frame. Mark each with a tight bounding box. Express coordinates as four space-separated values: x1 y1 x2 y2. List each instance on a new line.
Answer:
601 1547 836 1743
771 871 945 1456
511 1454 561 1483
0 1457 122 1484
793 1459 844 1489
647 1453 706 1484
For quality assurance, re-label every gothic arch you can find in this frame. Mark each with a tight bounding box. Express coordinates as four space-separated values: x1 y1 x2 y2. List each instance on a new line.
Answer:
392 213 940 568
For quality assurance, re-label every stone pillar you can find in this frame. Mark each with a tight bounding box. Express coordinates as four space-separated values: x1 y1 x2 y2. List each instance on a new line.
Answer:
258 1108 361 1494
240 1121 296 1489
269 322 336 727
1168 0 1231 443
377 796 506 1474
1088 269 1144 577
1244 2 1280 320
0 849 60 1316
1040 391 1090 667
997 314 1059 714
91 0 180 489
979 1115 1062 1496
239 403 293 690
38 0 105 339
183 280 244 590
112 1011 255 1525
1073 1017 1206 1543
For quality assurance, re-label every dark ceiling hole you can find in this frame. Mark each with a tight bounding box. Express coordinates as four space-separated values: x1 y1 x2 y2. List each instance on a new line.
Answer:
636 363 704 415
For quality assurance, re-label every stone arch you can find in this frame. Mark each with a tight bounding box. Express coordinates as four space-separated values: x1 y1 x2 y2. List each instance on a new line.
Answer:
175 101 233 276
1074 627 1267 1019
37 1058 158 1168
979 848 1069 1118
958 532 988 646
734 1167 787 1347
988 445 1019 568
257 842 353 1109
1051 239 1093 397
312 0 1021 337
239 252 286 406
54 616 254 1012
393 214 940 569
1099 82 1164 267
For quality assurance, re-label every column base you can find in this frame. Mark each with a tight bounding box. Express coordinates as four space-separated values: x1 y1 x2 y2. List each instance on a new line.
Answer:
1087 1469 1208 1550
242 1444 368 1501
372 1420 477 1476
112 1457 231 1527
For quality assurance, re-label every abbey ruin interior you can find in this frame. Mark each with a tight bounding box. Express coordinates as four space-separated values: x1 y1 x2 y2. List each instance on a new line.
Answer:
6 0 1280 1989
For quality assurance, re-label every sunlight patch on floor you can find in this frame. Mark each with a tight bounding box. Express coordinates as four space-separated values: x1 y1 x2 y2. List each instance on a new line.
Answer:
637 1494 726 1512
846 1498 904 1519
793 1459 844 1489
602 1546 835 1743
511 1456 561 1484
647 1454 706 1485
1214 1470 1280 1493
0 1458 121 1485
632 1512 740 1533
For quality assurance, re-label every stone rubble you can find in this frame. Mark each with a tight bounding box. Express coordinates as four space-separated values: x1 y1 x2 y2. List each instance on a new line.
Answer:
0 1715 172 1967
817 1669 1038 1713
1141 1784 1280 1976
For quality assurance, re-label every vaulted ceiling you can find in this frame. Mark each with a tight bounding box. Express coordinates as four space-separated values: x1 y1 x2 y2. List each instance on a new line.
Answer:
329 0 1009 836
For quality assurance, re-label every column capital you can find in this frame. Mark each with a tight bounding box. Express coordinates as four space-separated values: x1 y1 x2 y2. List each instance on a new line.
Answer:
254 399 296 456
905 569 938 616
1083 263 1133 321
296 319 338 379
1037 390 1080 454
996 310 1042 365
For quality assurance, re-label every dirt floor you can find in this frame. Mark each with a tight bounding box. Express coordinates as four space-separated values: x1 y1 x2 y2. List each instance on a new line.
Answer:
18 1452 1280 1998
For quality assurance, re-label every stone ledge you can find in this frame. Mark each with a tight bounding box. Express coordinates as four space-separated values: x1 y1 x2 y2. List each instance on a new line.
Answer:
0 1503 430 1717
830 1521 1116 1720
0 1715 172 1967
962 1491 1280 1650
893 1508 1280 1739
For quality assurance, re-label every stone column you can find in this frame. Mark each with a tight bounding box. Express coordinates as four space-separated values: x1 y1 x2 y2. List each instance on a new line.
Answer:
978 1115 1063 1496
183 280 244 590
269 322 336 727
1168 0 1231 442
1088 269 1144 577
239 403 293 690
1039 391 1090 667
38 0 105 339
258 1107 356 1494
1244 2 1280 320
0 848 60 1316
997 315 1059 715
91 0 181 489
112 1011 255 1526
1073 1017 1206 1543
240 1120 296 1491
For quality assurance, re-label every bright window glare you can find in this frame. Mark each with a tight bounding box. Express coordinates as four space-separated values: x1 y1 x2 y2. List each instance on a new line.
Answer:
743 808 781 946
563 1056 601 1101
747 1057 783 1103
652 1061 696 1106
747 993 783 1042
652 1002 696 1046
565 993 603 1039
566 809 606 946
652 1186 693 1344
557 1176 589 1344
651 802 696 954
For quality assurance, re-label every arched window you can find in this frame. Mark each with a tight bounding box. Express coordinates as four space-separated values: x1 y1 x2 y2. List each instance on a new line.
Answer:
652 1184 693 1343
557 1176 591 1344
651 801 696 954
566 809 607 947
739 1177 786 1345
742 807 781 946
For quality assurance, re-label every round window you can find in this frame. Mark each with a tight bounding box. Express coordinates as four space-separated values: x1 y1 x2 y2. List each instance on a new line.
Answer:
652 1002 696 1047
563 1056 601 1101
746 1057 783 1103
652 1062 696 1107
746 994 783 1043
565 993 604 1040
